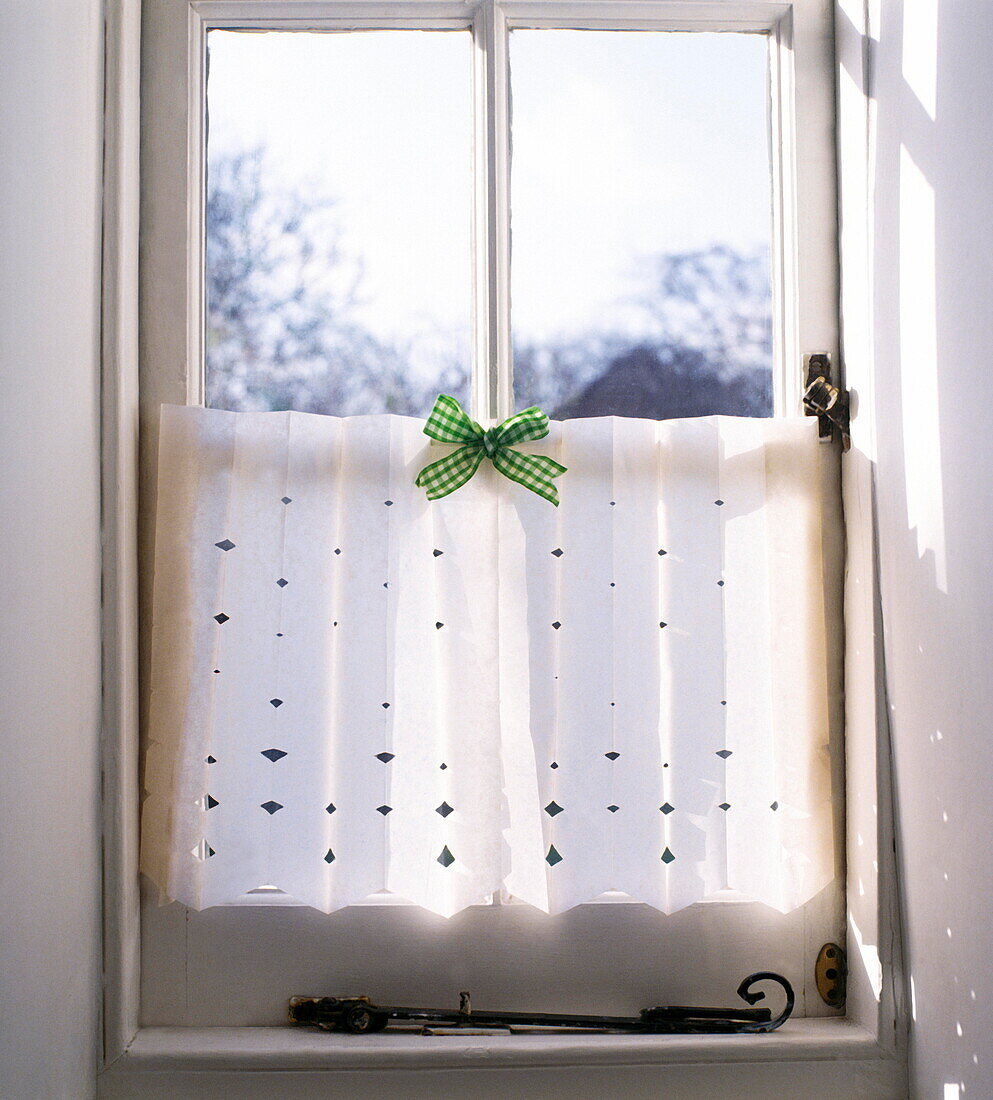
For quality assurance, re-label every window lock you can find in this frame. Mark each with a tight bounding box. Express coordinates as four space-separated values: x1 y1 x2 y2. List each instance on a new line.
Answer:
803 353 851 451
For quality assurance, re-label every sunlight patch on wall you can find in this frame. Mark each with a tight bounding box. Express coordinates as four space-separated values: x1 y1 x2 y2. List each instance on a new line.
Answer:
902 0 938 120
899 144 946 591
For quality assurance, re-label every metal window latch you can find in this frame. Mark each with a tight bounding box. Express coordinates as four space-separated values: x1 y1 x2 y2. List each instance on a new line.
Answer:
288 971 795 1036
803 352 851 452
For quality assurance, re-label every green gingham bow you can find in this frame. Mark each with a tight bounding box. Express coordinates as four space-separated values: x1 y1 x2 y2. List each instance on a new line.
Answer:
415 395 567 506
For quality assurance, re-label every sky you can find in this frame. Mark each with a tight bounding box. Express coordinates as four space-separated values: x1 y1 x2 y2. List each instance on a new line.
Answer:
206 27 772 353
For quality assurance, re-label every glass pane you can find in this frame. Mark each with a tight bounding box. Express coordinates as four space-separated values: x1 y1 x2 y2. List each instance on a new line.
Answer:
510 31 773 419
205 30 471 416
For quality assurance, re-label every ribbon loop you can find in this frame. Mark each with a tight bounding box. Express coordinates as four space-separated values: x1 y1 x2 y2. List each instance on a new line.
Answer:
415 395 567 505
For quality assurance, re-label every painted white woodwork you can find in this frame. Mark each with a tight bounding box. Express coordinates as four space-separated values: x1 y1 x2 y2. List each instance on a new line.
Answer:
0 2 106 1098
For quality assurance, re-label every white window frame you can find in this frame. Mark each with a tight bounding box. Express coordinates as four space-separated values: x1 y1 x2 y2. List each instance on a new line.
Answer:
97 0 905 1092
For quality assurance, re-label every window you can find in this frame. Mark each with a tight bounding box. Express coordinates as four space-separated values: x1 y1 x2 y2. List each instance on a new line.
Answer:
137 0 845 1033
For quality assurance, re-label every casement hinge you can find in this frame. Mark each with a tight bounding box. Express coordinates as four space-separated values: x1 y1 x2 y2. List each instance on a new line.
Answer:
802 353 851 452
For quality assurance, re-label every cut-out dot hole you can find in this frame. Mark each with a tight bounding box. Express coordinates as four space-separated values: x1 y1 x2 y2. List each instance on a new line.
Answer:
546 845 563 866
260 748 287 763
215 539 235 552
544 801 564 817
260 800 283 815
437 845 455 868
436 801 454 818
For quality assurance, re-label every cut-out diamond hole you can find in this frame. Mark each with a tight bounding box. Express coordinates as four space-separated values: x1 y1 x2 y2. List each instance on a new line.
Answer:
325 802 336 815
433 548 443 557
213 613 229 625
552 621 561 630
551 548 563 557
261 748 287 763
375 752 395 764
721 700 727 706
610 582 616 588
376 805 392 816
437 845 455 868
550 761 559 770
215 539 235 552
213 669 220 674
436 801 454 818
439 762 447 771
260 800 283 815
205 794 219 810
714 499 725 506
281 496 293 505
607 804 619 813
324 849 335 864
771 801 779 811
546 845 563 866
276 578 288 588
383 581 389 589
205 755 217 764
658 548 667 556
716 749 733 759
544 801 564 817
719 802 731 811
384 500 394 507
192 840 215 860
604 751 620 761
659 621 667 629
381 702 390 710
717 580 725 587
660 802 675 815
661 847 676 864
609 501 616 506
436 622 444 629
270 698 283 708
334 547 341 555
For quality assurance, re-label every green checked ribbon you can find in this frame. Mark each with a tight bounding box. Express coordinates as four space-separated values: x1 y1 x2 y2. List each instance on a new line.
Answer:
415 394 567 506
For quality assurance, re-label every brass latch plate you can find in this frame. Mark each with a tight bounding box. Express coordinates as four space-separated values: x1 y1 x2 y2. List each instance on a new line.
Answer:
815 942 846 1008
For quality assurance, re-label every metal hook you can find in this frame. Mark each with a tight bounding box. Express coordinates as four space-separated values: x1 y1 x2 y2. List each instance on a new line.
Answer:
735 971 796 1032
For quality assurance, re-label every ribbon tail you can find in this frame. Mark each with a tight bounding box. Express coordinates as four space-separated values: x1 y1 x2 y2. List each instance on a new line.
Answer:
415 444 486 500
492 448 568 507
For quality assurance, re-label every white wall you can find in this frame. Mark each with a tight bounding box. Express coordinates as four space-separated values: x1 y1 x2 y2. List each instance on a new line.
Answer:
0 2 105 1098
838 0 993 1095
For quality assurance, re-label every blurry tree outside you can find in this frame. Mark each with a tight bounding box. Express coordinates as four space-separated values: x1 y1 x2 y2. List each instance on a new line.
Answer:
206 148 773 421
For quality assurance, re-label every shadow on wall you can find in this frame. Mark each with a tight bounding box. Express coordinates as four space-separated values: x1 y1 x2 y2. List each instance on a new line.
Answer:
838 0 993 1094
